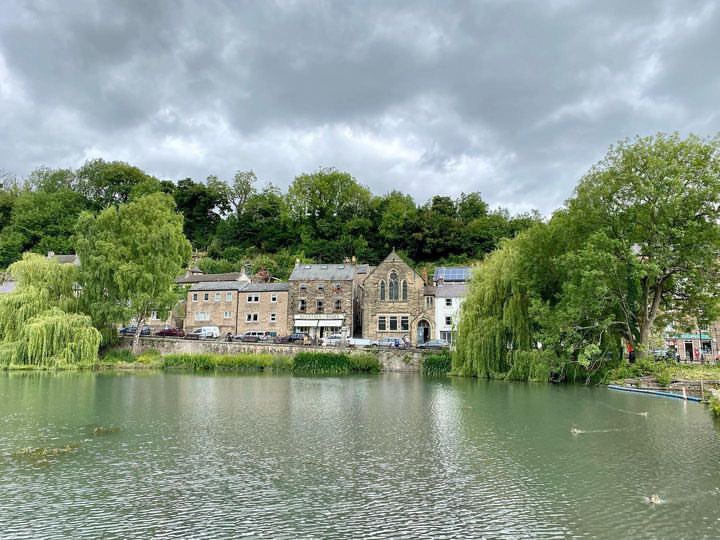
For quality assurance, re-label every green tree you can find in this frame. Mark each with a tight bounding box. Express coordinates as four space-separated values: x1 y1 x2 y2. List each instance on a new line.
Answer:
287 168 374 260
173 177 228 248
0 253 99 367
565 133 720 353
75 193 192 351
76 158 161 209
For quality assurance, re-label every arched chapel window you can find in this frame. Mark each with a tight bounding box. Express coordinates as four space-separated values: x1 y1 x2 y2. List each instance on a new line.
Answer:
379 280 386 300
401 280 408 301
389 271 399 301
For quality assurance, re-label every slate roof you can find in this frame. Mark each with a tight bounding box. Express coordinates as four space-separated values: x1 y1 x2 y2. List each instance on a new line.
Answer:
189 281 289 292
435 283 468 298
176 272 247 284
289 264 356 281
433 266 472 283
50 254 80 265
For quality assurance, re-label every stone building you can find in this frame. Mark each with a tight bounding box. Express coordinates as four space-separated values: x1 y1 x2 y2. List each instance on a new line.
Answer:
186 281 289 337
360 250 435 345
288 262 356 342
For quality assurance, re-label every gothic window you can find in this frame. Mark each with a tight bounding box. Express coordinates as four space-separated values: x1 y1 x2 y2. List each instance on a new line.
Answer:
401 280 408 300
379 280 386 300
389 271 399 301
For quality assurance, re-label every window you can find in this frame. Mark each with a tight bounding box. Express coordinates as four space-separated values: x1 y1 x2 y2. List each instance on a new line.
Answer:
150 310 159 320
378 316 387 331
300 283 308 291
379 280 385 300
204 293 209 301
271 294 277 303
192 293 198 302
445 316 452 326
401 280 408 301
270 313 277 322
214 292 221 302
389 316 398 331
194 311 209 321
316 299 324 312
299 299 306 312
445 298 452 307
401 316 409 331
440 331 452 342
224 311 232 319
333 283 342 293
247 295 259 303
389 271 399 300
226 292 233 302
317 283 324 291
425 296 434 308
334 299 342 311
246 313 259 322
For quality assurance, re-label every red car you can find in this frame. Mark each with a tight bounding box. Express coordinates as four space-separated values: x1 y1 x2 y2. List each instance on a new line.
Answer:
155 327 185 338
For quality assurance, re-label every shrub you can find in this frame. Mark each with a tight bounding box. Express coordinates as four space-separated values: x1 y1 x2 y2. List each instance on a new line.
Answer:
161 352 291 372
349 353 380 373
708 390 720 417
293 352 353 374
423 353 451 376
101 349 135 364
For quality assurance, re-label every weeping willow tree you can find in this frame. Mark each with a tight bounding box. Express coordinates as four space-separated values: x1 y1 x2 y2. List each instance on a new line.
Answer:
453 240 538 379
0 253 100 367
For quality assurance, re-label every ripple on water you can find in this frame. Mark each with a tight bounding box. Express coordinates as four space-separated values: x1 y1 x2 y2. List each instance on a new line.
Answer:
0 373 719 538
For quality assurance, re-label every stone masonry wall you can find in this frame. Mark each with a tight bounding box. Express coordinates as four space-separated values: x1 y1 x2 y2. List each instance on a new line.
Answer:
120 337 426 372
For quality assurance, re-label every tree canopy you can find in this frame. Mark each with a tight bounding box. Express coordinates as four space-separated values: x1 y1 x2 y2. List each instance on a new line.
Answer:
455 133 720 381
75 192 192 349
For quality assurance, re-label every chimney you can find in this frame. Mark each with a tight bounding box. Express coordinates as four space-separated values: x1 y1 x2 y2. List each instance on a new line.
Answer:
421 268 428 285
351 256 356 264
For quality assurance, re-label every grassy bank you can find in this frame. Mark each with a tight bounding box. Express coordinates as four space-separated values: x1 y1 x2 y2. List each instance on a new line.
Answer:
605 359 720 385
97 349 381 375
422 353 451 376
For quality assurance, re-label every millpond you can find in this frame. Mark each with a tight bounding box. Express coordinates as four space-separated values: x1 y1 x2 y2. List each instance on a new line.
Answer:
1 372 719 538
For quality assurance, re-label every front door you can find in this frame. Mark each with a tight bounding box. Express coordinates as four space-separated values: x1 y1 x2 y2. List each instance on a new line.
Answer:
417 320 430 344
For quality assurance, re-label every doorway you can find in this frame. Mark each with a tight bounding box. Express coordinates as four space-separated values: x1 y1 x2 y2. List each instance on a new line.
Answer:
684 341 693 362
417 320 430 344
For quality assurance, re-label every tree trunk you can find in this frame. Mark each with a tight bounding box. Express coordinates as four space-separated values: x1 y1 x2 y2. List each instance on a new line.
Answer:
132 316 144 355
638 277 666 356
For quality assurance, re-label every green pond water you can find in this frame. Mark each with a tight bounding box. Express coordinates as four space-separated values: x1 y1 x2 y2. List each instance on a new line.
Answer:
1 372 719 539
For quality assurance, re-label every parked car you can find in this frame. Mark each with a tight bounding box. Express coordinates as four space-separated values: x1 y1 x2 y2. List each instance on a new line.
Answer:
184 326 220 340
321 334 344 346
375 337 407 348
288 333 308 344
239 331 273 342
155 327 184 338
417 339 449 349
119 325 151 336
347 337 375 347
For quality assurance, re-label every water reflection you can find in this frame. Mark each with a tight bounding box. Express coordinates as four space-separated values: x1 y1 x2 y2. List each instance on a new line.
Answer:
0 372 718 538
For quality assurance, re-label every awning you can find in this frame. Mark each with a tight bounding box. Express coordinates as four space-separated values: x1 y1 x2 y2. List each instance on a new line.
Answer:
318 320 342 328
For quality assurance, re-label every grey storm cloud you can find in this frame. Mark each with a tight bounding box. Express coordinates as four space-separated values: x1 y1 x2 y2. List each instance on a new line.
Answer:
1 0 719 213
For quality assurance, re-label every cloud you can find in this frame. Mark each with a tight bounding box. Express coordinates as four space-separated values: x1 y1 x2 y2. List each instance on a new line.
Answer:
0 0 718 214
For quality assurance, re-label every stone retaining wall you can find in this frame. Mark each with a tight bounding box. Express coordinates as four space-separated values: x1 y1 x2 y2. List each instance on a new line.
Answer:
120 337 429 372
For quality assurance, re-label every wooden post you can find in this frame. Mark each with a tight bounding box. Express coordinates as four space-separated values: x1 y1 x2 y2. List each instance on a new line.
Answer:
682 386 687 401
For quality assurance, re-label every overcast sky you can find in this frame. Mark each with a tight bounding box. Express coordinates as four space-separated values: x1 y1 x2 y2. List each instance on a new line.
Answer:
1 1 718 214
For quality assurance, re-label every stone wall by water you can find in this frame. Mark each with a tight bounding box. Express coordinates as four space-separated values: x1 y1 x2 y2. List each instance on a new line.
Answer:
119 337 427 372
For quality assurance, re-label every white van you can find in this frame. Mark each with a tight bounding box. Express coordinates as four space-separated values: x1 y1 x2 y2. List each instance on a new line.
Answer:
185 326 220 340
